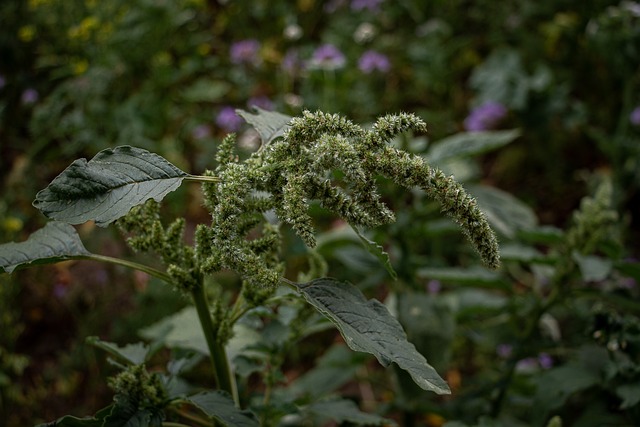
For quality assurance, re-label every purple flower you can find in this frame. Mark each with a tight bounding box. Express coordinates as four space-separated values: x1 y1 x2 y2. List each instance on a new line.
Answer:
538 353 553 369
0 75 5 89
216 107 243 132
310 44 346 70
192 124 212 140
496 344 513 359
21 88 39 105
427 279 441 295
630 106 640 126
230 39 261 65
464 101 508 131
358 50 391 74
324 0 347 13
282 49 304 75
351 0 384 12
247 96 274 111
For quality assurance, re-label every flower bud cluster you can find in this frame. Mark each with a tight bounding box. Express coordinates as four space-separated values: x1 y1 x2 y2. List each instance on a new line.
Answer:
108 364 167 409
196 134 283 298
240 110 501 270
117 200 200 292
565 178 618 256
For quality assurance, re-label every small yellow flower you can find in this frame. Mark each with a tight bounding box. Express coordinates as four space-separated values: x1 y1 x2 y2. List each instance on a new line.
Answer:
2 217 23 233
28 0 50 10
152 51 172 67
68 16 99 40
18 25 36 42
72 59 89 75
196 43 211 56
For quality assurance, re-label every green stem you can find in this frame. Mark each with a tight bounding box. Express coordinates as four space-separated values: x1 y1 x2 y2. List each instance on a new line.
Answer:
185 175 220 183
77 254 173 283
191 283 239 406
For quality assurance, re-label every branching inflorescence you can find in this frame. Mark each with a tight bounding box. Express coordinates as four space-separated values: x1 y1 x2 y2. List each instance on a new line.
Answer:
189 110 500 300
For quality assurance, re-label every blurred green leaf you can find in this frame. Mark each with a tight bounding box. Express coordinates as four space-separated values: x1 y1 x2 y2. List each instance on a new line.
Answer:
305 398 396 426
533 362 600 423
469 184 537 238
237 107 292 145
186 391 259 427
573 253 613 282
500 243 550 264
417 266 508 289
616 382 640 409
33 146 188 226
517 226 564 245
86 337 151 365
296 278 450 394
285 344 363 398
428 129 520 164
139 307 207 355
533 345 608 425
0 221 90 273
181 79 231 103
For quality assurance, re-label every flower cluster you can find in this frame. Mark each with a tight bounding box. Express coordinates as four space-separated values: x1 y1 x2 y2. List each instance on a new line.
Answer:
195 110 500 292
108 364 167 410
118 200 201 292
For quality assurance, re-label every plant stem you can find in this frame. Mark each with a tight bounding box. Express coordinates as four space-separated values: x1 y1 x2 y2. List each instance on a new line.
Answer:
77 254 173 283
185 175 220 183
191 283 239 406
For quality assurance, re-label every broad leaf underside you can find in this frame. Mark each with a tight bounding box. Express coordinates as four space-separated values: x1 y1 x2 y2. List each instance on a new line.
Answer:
297 278 451 395
33 146 188 226
0 221 90 273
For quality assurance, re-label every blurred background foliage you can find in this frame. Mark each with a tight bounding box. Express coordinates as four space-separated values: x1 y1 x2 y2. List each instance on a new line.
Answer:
1 0 639 425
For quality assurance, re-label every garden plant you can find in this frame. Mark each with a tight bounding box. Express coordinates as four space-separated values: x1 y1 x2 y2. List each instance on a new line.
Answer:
2 0 640 426
0 108 503 425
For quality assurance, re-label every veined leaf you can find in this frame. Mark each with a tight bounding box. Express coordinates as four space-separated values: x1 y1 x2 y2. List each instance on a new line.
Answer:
237 107 292 145
186 391 259 427
33 146 188 226
0 221 90 273
427 129 520 164
296 278 450 395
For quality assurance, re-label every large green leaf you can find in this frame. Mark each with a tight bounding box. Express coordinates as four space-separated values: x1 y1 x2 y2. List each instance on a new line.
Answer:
295 278 450 395
33 146 188 226
0 221 90 273
185 391 259 427
236 107 292 145
428 129 520 164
